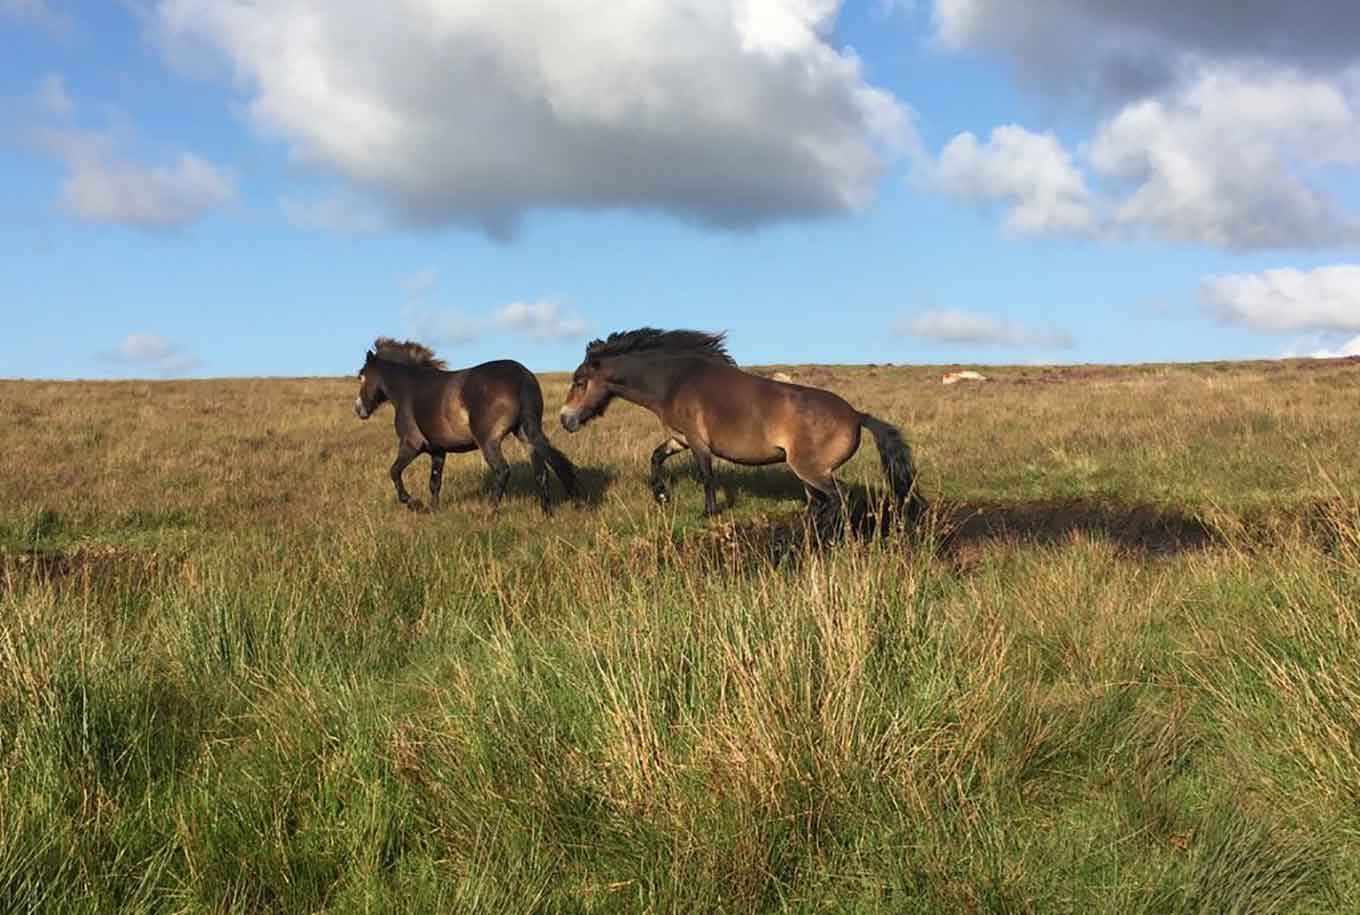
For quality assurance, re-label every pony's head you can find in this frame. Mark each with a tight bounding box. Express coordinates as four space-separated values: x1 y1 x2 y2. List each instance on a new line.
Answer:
558 356 613 433
353 348 386 420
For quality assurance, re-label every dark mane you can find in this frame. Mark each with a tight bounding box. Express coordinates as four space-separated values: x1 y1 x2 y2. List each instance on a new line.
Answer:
372 337 447 370
585 328 734 365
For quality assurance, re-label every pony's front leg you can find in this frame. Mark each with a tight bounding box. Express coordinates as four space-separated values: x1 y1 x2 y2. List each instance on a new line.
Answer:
649 437 688 504
389 441 422 509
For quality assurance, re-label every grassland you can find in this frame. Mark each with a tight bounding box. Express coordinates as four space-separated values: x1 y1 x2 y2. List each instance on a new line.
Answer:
2 357 1359 913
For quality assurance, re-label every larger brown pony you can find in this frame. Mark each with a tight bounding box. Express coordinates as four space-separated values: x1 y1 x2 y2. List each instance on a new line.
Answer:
355 338 580 512
558 328 925 523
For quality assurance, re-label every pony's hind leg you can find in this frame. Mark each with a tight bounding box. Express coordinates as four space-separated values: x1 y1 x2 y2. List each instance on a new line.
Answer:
478 436 511 512
428 452 446 511
787 455 845 534
529 447 551 514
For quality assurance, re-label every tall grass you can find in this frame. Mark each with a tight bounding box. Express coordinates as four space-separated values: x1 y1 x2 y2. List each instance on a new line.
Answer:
2 359 1359 912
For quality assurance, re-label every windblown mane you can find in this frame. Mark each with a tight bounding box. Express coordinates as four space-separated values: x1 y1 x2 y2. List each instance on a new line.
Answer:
584 328 735 365
372 337 447 370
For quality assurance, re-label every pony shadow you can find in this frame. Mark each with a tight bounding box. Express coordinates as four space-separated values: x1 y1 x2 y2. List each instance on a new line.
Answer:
448 463 618 511
664 491 1219 577
934 497 1219 565
708 467 809 508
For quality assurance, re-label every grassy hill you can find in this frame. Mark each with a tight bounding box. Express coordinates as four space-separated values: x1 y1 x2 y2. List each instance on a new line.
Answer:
2 358 1359 912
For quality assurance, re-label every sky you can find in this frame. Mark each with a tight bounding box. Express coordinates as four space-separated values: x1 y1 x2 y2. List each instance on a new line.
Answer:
3 0 1360 379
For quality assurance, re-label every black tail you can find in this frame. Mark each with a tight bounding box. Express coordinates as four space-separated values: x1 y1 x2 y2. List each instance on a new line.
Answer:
519 373 582 501
859 413 927 524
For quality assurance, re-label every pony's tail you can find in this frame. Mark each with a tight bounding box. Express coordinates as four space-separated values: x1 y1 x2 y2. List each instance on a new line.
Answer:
519 373 582 501
858 413 927 524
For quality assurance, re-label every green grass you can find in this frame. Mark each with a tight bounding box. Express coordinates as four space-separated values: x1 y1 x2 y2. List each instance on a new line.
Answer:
2 358 1360 912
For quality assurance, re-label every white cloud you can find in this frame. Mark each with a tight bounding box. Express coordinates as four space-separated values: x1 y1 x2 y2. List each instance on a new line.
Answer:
489 299 591 343
1300 335 1360 359
921 69 1360 250
151 0 913 238
894 308 1074 347
1088 70 1360 249
401 306 483 347
925 125 1096 235
35 74 73 117
1 0 73 36
1279 334 1360 359
26 80 238 232
931 0 1360 105
58 152 237 231
397 267 438 299
402 298 591 347
1201 265 1360 332
925 1 1360 251
99 332 203 376
280 191 383 235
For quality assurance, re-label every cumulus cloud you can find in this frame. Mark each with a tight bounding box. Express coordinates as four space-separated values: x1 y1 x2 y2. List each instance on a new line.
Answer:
98 332 203 376
931 0 1360 105
25 78 238 232
151 0 913 238
403 299 591 347
397 267 439 299
57 151 237 231
1088 71 1360 249
1201 266 1360 333
925 1 1360 250
1 0 74 36
893 309 1074 348
924 125 1097 235
489 300 591 343
1299 335 1360 359
280 191 383 235
35 73 73 117
402 307 483 347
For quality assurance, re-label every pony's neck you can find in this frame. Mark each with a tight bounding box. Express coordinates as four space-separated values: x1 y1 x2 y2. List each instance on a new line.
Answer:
604 354 688 413
373 359 424 404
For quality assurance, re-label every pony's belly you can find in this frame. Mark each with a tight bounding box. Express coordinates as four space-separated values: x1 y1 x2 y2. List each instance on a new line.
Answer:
712 445 786 466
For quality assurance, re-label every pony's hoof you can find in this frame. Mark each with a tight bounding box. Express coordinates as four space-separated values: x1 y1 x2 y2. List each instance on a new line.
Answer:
653 490 669 504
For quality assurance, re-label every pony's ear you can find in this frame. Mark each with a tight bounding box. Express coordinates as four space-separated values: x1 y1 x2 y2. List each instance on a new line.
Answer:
365 349 375 362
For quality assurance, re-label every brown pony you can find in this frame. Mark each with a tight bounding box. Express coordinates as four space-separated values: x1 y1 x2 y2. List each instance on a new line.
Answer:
558 328 925 523
355 338 580 512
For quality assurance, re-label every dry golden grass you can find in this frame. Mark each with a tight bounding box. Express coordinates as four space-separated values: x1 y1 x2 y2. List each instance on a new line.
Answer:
1 357 1359 913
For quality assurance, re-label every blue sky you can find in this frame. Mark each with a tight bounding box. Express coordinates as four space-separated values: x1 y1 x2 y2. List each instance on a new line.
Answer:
3 0 1360 379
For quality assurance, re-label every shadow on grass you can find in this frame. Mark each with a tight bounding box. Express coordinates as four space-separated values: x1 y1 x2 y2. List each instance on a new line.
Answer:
445 463 618 511
653 488 1223 577
1 545 173 596
937 497 1219 564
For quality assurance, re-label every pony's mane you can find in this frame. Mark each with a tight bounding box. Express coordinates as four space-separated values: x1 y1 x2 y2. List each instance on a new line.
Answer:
584 328 734 365
372 337 447 370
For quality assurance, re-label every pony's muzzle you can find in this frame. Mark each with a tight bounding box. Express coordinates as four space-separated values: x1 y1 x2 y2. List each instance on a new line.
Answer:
354 397 371 420
559 408 580 433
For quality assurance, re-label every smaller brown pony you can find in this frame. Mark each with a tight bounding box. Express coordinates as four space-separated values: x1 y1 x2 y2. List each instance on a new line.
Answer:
355 338 580 512
559 328 926 524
